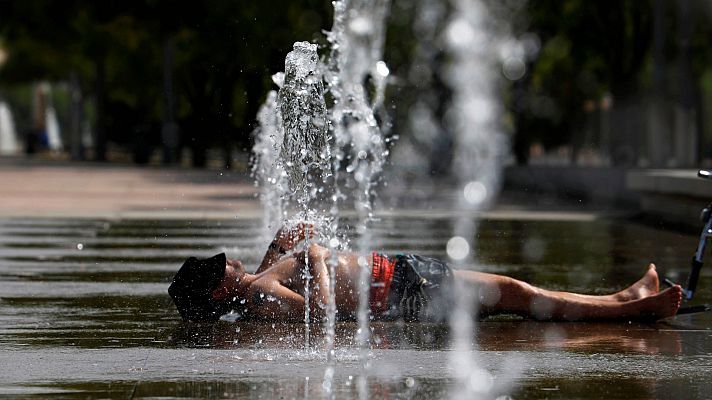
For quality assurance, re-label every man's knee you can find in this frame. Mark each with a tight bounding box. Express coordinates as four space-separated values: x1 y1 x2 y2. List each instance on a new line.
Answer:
481 276 535 311
454 271 537 314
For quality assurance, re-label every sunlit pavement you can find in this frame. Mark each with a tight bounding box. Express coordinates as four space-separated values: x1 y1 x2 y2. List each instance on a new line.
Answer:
0 159 621 222
1 161 711 399
0 160 262 219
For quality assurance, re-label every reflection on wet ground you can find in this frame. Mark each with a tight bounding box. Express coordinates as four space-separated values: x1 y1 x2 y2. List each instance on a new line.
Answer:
1 217 711 399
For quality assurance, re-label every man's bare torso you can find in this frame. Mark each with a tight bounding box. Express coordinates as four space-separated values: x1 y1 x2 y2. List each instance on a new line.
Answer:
251 247 371 319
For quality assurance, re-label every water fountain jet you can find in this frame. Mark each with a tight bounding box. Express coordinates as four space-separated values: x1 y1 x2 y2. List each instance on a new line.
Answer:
442 0 527 397
251 0 525 397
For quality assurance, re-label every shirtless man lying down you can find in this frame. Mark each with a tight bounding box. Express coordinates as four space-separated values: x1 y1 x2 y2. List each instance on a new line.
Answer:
168 224 682 323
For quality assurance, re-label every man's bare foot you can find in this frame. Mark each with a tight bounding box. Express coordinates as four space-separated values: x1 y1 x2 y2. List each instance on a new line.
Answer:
614 264 660 302
633 285 682 320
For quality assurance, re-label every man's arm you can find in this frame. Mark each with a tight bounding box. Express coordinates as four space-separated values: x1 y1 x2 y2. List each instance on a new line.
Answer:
248 279 307 321
256 223 314 274
249 244 331 322
306 244 331 322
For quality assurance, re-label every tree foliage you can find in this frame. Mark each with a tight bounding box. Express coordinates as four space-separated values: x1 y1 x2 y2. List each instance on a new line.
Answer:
0 0 332 165
2 1 711 167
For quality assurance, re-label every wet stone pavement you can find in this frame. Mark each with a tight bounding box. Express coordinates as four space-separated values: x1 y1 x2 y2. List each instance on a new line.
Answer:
1 216 712 399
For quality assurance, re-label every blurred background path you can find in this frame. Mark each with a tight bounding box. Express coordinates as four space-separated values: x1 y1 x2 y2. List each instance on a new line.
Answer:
0 158 627 222
0 159 260 219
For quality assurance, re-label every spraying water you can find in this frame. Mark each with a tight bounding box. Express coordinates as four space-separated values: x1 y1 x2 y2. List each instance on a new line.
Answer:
324 0 391 369
253 43 333 233
442 0 526 398
252 2 391 397
251 0 526 397
252 42 331 350
279 42 332 217
252 90 285 244
281 42 334 350
320 0 393 395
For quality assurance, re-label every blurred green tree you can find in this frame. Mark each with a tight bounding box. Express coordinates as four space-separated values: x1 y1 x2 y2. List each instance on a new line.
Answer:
3 0 711 170
513 0 653 165
0 0 332 166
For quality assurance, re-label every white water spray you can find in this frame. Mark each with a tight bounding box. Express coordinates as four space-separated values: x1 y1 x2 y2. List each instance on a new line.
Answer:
252 1 391 396
251 0 527 397
252 90 285 245
279 42 332 217
324 0 391 370
442 0 525 398
282 42 333 350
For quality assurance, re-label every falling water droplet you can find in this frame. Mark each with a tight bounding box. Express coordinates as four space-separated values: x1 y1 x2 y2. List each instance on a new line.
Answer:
446 236 470 260
375 61 390 77
469 368 494 393
502 57 526 80
463 181 488 205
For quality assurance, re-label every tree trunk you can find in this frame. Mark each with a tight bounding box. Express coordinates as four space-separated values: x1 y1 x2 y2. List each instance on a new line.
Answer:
94 57 107 162
674 0 697 167
161 35 179 165
648 0 669 167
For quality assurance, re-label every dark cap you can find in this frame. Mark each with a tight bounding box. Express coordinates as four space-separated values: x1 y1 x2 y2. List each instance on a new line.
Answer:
168 253 227 322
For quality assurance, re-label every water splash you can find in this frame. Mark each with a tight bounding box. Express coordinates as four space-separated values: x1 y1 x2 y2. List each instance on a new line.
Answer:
442 0 523 398
252 90 285 245
252 1 391 396
253 43 335 234
282 42 333 350
324 0 391 372
279 42 333 219
252 0 527 397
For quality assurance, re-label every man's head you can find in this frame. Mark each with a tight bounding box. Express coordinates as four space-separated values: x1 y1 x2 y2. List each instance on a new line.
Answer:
168 253 230 322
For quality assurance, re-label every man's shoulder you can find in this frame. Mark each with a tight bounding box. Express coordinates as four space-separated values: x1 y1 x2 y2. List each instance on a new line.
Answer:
259 254 301 279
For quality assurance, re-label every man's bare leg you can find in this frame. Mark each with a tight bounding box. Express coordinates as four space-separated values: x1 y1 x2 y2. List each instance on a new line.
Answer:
461 264 659 305
453 269 681 321
610 263 660 301
552 263 661 303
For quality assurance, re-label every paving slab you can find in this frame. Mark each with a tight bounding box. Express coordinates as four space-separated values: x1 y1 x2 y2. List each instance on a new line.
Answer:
1 215 710 399
0 159 622 223
627 169 712 225
0 159 262 218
